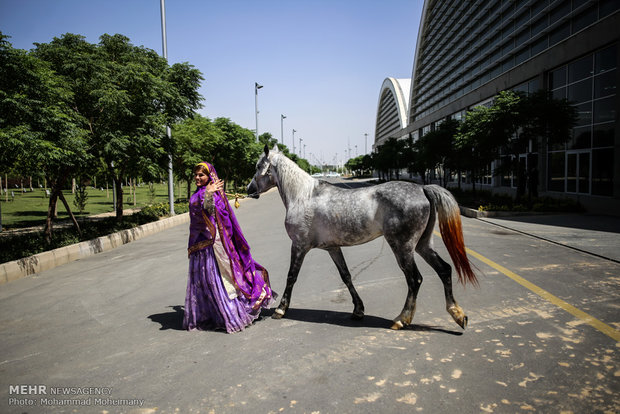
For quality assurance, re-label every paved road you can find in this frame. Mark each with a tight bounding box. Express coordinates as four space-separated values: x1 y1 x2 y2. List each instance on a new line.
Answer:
1 178 618 413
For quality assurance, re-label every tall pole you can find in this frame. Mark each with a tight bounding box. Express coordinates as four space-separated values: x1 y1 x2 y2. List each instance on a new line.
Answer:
280 114 286 145
292 129 297 154
299 137 303 158
364 133 368 154
255 82 263 142
160 0 174 215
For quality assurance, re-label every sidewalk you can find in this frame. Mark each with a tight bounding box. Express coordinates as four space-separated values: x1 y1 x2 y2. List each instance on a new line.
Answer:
475 213 620 263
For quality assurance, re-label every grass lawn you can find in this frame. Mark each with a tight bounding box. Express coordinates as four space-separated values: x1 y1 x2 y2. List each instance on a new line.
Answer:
0 182 192 230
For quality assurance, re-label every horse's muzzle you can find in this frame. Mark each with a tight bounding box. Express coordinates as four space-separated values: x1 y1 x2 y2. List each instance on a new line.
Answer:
247 193 260 199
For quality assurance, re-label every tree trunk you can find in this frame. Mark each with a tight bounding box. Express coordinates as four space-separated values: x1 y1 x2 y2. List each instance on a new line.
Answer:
57 190 81 236
114 177 124 221
44 188 59 243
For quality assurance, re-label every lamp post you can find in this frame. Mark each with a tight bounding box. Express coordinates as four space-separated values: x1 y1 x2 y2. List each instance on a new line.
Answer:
160 0 174 215
299 137 303 158
280 114 286 145
255 82 263 142
364 133 368 154
292 129 297 154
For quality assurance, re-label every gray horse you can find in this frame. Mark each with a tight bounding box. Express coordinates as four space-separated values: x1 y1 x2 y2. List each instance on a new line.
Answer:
247 145 477 330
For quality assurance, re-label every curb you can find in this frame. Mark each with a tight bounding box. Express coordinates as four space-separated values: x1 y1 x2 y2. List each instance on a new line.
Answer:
459 206 552 218
0 212 190 286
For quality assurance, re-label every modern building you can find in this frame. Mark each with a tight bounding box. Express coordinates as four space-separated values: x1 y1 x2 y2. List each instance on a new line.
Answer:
375 0 620 214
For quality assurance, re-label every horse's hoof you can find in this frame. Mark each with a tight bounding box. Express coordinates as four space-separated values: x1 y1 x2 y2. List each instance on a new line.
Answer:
390 320 404 330
271 308 285 319
351 311 364 320
448 305 468 329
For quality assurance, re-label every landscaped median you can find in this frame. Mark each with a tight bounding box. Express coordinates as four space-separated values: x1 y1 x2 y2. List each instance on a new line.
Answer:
0 212 189 285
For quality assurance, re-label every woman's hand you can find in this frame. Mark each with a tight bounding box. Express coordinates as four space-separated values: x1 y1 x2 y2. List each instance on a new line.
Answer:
206 178 224 194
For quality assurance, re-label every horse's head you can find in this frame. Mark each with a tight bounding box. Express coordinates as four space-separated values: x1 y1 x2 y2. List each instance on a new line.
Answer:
247 144 279 198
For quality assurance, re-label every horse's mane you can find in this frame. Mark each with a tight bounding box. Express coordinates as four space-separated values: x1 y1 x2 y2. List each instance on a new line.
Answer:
272 152 317 205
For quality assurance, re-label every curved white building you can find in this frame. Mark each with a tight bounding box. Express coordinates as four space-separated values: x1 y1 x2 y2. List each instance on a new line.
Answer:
374 77 411 150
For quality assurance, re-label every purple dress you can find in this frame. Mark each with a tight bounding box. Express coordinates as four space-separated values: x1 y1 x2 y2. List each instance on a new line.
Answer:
183 164 274 333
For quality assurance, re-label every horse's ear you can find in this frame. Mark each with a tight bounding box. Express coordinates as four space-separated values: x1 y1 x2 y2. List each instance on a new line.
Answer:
272 144 280 153
263 144 269 156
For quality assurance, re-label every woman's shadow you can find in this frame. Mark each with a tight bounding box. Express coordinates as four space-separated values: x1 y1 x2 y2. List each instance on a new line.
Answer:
148 305 185 330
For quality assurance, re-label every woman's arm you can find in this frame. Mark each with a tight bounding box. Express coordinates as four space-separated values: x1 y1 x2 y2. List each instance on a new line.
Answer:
203 177 224 215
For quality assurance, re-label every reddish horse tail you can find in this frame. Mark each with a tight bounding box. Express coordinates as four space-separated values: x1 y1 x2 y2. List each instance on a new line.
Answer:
423 185 478 286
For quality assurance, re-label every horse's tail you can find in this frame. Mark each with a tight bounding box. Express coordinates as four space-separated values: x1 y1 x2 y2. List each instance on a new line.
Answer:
423 185 478 286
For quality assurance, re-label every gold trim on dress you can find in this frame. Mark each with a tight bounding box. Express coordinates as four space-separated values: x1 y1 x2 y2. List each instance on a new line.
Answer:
187 239 214 257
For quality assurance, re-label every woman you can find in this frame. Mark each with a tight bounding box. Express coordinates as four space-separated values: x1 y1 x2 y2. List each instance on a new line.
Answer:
184 162 275 333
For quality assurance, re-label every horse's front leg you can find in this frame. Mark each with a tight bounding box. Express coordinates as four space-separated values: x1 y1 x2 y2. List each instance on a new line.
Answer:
327 248 365 320
273 243 309 319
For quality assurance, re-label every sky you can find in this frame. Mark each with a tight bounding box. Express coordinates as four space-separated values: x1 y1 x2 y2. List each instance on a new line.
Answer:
0 0 423 166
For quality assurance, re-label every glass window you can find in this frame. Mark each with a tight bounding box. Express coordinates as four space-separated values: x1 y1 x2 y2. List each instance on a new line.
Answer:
595 46 617 74
531 36 548 56
569 126 591 149
566 152 577 192
549 22 570 46
575 102 592 126
549 66 567 89
528 78 540 92
594 70 617 98
593 123 615 148
531 15 548 37
569 55 593 82
515 47 530 65
548 152 565 191
572 6 597 33
515 29 529 47
531 0 548 17
568 78 592 103
502 57 515 72
578 152 590 194
593 96 616 123
592 149 614 196
552 87 567 100
549 0 571 24
600 0 620 17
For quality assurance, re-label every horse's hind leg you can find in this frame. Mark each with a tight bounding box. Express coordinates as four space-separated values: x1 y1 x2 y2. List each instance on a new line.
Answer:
273 243 308 319
327 248 364 320
386 239 423 330
416 241 468 329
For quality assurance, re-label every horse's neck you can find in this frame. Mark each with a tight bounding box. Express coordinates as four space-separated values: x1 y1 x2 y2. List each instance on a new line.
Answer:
272 155 315 209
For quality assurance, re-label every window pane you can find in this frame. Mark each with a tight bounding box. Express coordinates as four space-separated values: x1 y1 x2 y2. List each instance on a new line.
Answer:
593 123 614 147
578 152 590 194
592 148 614 196
594 96 616 123
548 152 565 191
569 55 593 82
570 126 591 149
531 36 548 55
552 86 566 100
549 0 571 24
575 102 592 126
549 66 567 88
515 48 530 65
567 153 576 192
600 0 620 17
572 6 597 33
549 22 570 46
531 16 548 37
568 78 593 103
595 46 617 74
594 70 616 98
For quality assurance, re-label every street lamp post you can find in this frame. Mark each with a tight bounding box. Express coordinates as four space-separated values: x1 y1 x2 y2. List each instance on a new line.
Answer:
292 129 297 154
160 0 174 215
255 82 263 142
364 133 368 154
299 137 303 158
280 114 286 145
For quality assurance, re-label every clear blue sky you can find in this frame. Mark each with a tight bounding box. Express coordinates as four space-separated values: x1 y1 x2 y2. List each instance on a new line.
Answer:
0 0 422 166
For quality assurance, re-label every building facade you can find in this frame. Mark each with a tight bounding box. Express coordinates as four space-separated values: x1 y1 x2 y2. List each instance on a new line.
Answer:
375 0 620 214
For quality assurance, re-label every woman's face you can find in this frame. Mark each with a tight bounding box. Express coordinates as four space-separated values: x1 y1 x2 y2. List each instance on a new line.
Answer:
194 170 209 187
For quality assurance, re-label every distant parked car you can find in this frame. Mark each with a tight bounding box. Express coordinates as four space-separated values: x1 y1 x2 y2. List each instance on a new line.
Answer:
311 173 324 177
326 172 340 177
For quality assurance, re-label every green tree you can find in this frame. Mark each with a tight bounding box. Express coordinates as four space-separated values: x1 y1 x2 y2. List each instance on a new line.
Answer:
0 33 90 241
33 33 203 221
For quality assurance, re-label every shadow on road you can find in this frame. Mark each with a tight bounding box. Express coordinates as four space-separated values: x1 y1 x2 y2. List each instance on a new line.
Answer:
148 305 185 330
264 308 463 335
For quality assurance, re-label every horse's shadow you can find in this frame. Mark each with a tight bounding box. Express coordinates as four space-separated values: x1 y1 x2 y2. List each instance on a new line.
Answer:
147 305 462 336
148 305 185 330
263 308 463 335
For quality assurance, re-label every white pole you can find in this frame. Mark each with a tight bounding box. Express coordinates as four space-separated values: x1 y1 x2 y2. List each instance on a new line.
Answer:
160 0 175 215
